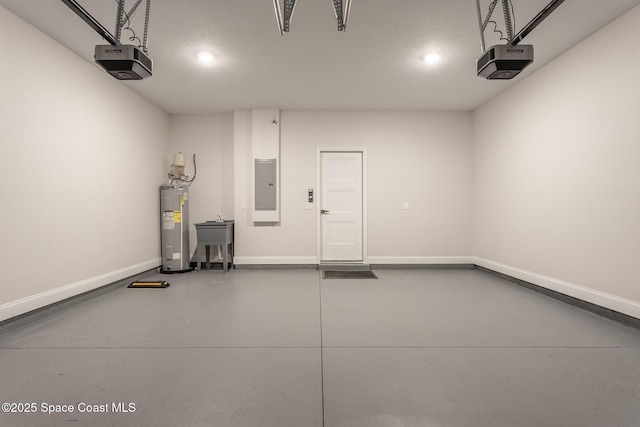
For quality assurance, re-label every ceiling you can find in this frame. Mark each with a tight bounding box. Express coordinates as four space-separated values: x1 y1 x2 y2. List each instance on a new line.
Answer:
3 0 639 114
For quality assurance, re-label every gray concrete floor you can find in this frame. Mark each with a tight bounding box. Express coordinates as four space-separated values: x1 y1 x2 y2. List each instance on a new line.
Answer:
1 268 639 426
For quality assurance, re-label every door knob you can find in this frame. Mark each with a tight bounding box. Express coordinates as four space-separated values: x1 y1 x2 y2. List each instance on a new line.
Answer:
320 209 330 215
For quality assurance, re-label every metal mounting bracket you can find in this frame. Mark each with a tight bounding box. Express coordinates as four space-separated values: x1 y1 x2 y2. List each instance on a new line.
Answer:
476 0 566 53
273 0 351 34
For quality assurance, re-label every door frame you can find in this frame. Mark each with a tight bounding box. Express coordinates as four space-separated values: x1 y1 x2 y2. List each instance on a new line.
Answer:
316 147 368 264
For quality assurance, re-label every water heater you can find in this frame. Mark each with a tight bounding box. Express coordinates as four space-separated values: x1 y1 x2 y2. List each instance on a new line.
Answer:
160 185 191 272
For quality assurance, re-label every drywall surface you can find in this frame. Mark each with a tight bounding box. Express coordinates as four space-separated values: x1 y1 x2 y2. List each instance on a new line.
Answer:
473 5 640 308
0 6 169 319
168 114 234 257
234 110 473 264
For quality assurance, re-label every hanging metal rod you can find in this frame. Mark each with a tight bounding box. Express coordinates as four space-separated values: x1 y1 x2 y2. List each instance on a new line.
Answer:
332 0 351 31
332 0 344 30
127 0 144 19
115 0 147 43
61 0 120 46
502 0 514 41
115 0 125 42
273 0 284 35
509 0 566 45
274 0 350 34
476 0 500 53
142 0 151 52
273 0 297 35
283 0 296 32
343 0 352 29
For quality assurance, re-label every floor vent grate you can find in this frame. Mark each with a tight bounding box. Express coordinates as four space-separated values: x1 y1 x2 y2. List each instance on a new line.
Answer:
323 270 378 279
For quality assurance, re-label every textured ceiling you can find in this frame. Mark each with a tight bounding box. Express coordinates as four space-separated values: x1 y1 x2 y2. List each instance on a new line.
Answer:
2 0 640 114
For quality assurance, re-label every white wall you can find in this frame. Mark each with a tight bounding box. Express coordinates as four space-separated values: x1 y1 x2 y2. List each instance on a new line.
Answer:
168 114 234 258
0 6 170 321
473 5 640 317
5 2 638 322
234 110 474 264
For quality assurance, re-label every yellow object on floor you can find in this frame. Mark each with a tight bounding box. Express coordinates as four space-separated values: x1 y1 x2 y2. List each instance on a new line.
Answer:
127 281 170 289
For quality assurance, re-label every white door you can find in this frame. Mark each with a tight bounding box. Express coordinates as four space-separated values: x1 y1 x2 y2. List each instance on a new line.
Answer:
320 152 363 262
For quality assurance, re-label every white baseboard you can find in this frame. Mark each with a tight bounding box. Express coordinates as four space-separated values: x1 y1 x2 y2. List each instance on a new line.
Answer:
367 256 475 265
234 256 318 265
0 258 161 322
474 257 640 319
235 256 475 266
6 255 636 323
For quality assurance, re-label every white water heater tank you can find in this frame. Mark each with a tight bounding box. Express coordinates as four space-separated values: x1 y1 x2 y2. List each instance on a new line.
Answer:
160 184 191 272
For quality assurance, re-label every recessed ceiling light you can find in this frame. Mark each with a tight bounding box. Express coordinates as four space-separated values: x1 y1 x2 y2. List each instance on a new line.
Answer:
422 52 443 64
197 52 214 64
